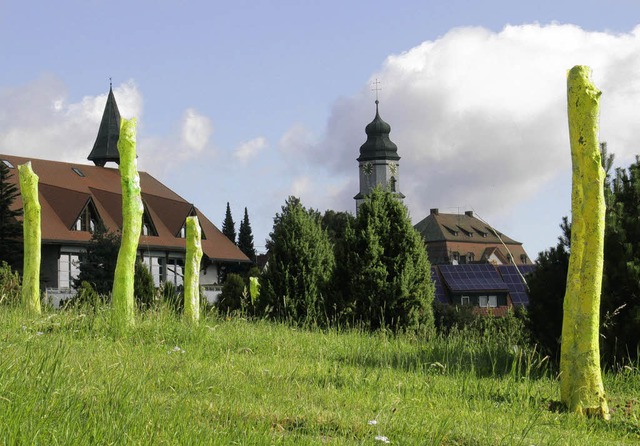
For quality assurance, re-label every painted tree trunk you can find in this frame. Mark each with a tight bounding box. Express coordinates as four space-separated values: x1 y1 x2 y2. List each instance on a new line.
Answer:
111 118 143 330
249 276 260 306
18 162 41 315
560 65 609 419
183 215 203 323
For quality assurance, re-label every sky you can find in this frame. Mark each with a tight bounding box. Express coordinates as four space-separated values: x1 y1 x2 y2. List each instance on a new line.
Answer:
2 0 640 258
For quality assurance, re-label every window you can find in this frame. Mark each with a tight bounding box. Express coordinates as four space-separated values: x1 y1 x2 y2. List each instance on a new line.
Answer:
479 295 498 308
467 252 475 262
58 253 80 289
71 167 85 177
73 203 100 232
461 295 470 305
389 176 397 193
2 159 14 169
141 254 163 286
520 254 528 264
165 258 184 287
140 205 158 236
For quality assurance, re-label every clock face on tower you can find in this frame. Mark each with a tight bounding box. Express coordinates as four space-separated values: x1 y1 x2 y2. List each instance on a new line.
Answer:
389 163 398 176
362 162 373 175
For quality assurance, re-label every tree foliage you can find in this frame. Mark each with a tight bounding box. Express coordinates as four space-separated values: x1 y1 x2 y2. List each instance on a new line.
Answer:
259 197 335 324
222 202 236 245
0 162 22 273
528 144 640 366
527 218 570 362
237 207 256 262
343 187 434 332
73 225 120 296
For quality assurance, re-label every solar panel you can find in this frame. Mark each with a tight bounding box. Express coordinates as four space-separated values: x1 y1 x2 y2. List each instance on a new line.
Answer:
498 264 537 307
431 266 449 303
439 264 509 293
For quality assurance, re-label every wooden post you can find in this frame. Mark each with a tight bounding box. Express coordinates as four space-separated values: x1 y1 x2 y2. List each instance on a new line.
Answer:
18 162 41 315
111 118 142 330
183 215 203 323
560 65 609 419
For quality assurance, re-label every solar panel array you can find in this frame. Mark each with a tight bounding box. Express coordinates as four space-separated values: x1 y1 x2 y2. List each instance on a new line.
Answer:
498 264 537 307
431 267 449 303
439 264 510 293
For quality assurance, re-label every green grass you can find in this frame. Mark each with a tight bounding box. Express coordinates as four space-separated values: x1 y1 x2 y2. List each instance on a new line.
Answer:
0 306 638 445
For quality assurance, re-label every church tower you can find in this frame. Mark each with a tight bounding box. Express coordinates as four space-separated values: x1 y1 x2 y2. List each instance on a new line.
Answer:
88 83 121 167
354 99 403 209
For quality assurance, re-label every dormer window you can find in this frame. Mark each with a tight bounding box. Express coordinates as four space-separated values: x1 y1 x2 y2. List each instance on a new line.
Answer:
73 202 100 232
2 159 14 169
141 205 158 236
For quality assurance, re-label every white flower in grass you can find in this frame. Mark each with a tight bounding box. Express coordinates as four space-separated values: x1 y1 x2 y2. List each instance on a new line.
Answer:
368 420 377 425
36 331 44 336
375 435 390 443
168 346 185 354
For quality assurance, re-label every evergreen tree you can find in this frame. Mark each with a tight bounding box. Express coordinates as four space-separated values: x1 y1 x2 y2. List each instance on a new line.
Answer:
528 144 640 365
259 197 335 324
344 187 434 332
237 207 256 261
0 162 23 272
222 202 236 244
73 225 121 296
321 210 356 322
526 217 570 362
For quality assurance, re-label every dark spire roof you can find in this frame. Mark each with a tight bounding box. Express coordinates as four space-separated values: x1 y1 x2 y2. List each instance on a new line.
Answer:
88 84 121 167
357 100 400 162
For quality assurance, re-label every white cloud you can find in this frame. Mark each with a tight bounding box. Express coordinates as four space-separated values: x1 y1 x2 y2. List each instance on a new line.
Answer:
180 108 212 153
234 136 267 164
0 76 142 164
299 23 640 239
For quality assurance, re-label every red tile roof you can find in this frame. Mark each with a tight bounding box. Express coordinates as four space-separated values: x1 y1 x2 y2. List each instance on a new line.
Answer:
1 154 249 263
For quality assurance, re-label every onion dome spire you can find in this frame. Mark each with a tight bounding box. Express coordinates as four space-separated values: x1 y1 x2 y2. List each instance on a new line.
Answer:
357 99 400 162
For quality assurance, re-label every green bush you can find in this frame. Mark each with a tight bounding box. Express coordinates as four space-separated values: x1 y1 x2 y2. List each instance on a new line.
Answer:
343 187 435 333
217 273 247 315
260 197 335 325
61 280 104 309
134 260 156 309
160 281 183 314
0 261 21 306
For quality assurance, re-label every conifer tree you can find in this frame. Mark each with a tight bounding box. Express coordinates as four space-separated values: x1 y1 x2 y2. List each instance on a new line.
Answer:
344 187 434 332
222 202 236 244
260 197 335 324
237 207 256 261
0 161 23 272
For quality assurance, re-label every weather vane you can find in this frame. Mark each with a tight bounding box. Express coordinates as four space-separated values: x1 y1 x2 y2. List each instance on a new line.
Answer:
371 78 382 102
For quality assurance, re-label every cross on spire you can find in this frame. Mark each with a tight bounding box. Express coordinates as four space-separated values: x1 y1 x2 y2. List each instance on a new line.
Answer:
371 78 382 102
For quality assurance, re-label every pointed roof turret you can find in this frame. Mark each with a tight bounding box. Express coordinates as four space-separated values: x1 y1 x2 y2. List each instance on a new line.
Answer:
357 100 400 162
88 83 121 167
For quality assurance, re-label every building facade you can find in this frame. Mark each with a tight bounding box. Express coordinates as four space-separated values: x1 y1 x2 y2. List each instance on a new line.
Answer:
1 86 249 304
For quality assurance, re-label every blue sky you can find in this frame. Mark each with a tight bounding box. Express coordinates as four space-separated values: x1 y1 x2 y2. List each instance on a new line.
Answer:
2 1 640 257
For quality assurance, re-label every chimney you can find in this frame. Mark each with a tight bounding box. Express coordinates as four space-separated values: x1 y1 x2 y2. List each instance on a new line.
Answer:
430 208 439 215
465 211 474 217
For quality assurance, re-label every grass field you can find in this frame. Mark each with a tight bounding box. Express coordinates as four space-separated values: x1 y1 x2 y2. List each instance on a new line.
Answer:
0 306 638 445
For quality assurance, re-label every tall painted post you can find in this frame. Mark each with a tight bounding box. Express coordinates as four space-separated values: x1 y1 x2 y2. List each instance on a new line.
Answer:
111 118 143 330
183 215 203 323
18 162 41 315
560 66 609 419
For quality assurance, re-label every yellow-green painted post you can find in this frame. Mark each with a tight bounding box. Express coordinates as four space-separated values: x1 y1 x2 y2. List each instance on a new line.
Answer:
111 118 143 330
18 162 41 315
249 276 260 306
183 215 203 323
560 65 609 419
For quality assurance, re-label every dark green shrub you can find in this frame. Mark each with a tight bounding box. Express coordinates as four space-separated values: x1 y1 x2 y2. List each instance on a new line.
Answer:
217 273 247 315
134 260 156 309
0 261 21 306
260 197 335 325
